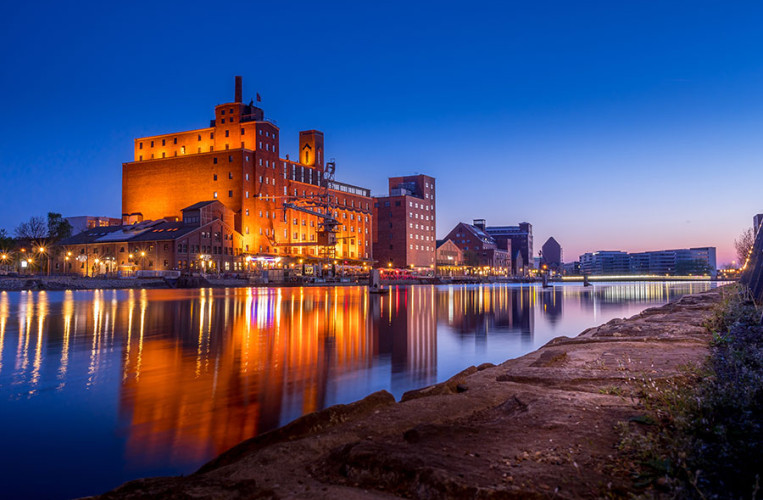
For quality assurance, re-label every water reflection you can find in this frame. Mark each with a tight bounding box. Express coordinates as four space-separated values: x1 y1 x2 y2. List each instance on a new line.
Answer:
0 281 721 499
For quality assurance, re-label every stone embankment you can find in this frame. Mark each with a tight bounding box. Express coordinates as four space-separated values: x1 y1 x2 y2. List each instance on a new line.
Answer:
92 288 723 499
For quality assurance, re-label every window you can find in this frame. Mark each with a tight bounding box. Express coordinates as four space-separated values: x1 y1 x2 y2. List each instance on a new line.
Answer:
210 132 214 139
197 134 201 141
246 209 249 216
241 128 245 135
213 191 218 198
139 142 143 149
228 190 233 198
245 173 249 181
162 139 166 146
150 140 154 147
162 152 166 158
245 191 249 198
221 118 225 124
213 174 218 181
228 155 233 163
225 130 229 137
213 158 218 164
221 110 226 115
173 138 177 144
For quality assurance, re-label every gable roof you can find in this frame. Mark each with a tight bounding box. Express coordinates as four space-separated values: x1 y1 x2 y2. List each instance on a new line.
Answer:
181 200 218 211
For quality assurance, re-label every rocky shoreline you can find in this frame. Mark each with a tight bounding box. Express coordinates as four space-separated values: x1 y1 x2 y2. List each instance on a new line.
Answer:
90 287 724 499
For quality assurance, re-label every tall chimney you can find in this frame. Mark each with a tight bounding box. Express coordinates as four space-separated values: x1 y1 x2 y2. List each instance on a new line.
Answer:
234 76 242 103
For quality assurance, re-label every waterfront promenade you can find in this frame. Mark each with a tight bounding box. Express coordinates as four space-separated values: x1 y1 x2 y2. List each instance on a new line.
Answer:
92 286 724 499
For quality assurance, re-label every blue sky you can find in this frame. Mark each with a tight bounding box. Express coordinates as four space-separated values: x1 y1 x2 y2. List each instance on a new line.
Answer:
2 1 763 264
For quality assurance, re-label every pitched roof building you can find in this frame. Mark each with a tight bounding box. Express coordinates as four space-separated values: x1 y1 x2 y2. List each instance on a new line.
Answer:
57 201 244 276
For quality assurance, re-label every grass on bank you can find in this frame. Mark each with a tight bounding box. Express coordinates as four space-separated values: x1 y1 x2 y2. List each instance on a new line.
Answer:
617 284 762 499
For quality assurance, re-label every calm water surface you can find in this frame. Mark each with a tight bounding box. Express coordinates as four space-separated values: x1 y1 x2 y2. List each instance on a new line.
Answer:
0 281 721 499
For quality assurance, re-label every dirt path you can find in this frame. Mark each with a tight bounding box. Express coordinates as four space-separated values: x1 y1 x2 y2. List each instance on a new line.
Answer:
92 288 723 499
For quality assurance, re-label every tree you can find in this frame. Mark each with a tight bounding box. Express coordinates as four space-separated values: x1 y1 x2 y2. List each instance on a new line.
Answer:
734 227 755 266
14 217 47 240
47 212 72 242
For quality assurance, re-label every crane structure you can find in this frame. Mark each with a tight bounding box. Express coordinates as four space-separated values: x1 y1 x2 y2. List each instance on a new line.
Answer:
266 160 344 262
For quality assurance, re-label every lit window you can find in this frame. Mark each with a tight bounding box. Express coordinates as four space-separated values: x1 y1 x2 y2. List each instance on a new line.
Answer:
213 192 218 198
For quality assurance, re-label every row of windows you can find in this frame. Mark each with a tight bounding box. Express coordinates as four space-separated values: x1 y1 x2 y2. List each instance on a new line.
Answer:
139 133 214 149
213 191 250 199
410 234 433 241
409 212 433 221
410 244 434 251
409 201 434 211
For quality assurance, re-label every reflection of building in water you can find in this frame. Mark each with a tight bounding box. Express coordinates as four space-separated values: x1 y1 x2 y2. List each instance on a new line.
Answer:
117 288 374 467
573 282 710 312
371 286 437 393
437 285 534 341
538 288 563 325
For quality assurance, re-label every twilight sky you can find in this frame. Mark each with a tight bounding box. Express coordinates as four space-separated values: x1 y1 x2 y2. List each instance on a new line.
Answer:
2 1 763 265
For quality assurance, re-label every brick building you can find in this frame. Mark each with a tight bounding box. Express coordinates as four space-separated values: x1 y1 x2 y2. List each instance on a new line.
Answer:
442 222 511 275
435 239 464 275
481 221 533 275
372 175 436 269
57 201 244 276
122 76 372 264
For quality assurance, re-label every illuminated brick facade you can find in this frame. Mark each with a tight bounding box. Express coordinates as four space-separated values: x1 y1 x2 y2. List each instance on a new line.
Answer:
372 175 436 269
123 77 372 262
58 201 245 276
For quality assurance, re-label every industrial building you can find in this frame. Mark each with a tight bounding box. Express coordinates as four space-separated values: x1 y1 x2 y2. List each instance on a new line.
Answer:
122 76 373 266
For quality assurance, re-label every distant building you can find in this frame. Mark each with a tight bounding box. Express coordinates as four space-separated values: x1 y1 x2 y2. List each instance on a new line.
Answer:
442 222 511 274
57 201 244 276
562 261 581 275
581 247 717 276
540 237 563 272
579 251 630 275
372 175 436 269
482 221 532 275
630 247 716 276
66 216 122 235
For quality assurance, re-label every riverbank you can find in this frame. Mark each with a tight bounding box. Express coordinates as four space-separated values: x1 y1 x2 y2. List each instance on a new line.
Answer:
0 275 721 292
90 286 726 499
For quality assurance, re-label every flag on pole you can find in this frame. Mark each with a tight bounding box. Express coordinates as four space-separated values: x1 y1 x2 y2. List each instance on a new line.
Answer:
256 93 262 102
